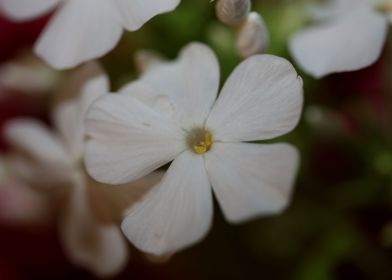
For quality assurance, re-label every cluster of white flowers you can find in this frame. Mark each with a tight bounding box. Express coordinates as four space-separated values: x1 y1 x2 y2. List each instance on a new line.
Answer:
0 0 389 277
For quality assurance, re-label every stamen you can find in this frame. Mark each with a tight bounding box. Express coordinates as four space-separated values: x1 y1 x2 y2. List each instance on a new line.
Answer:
187 127 213 154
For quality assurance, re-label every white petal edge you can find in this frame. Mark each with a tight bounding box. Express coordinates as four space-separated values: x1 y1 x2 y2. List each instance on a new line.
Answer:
114 0 181 31
118 80 178 121
60 176 128 277
205 142 299 223
53 65 109 160
0 53 58 93
35 0 123 69
137 42 220 128
3 118 70 167
121 151 213 256
289 6 388 78
0 0 60 21
84 93 186 185
308 0 367 21
5 154 72 188
207 55 303 142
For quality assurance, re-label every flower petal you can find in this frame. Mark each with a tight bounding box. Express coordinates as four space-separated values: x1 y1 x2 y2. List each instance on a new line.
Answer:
121 151 213 256
0 52 58 93
119 81 177 120
53 63 109 160
0 0 60 21
138 43 220 128
56 61 105 101
35 0 123 69
289 6 388 78
60 177 128 277
207 55 303 142
308 0 365 21
6 154 70 188
114 0 180 31
4 118 69 167
84 93 186 185
205 142 299 223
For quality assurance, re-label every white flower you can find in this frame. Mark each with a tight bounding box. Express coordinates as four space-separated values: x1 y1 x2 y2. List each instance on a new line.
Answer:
0 0 181 69
3 62 160 276
289 0 392 78
84 43 303 256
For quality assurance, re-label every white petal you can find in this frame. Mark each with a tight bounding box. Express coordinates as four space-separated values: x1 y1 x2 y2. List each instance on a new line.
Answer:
60 177 128 277
56 61 105 101
309 0 366 21
0 0 60 21
53 100 81 160
53 64 109 160
119 81 177 120
4 119 69 167
207 55 303 142
35 0 123 69
0 52 58 93
4 120 74 186
289 6 388 78
6 154 71 188
85 93 186 185
121 151 213 256
113 0 180 31
138 43 220 128
205 142 299 223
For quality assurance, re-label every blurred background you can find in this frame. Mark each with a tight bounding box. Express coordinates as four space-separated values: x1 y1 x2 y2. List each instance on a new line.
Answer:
1 0 392 279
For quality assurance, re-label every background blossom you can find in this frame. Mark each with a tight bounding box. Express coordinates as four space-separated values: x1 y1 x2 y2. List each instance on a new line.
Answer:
289 0 391 77
0 0 181 69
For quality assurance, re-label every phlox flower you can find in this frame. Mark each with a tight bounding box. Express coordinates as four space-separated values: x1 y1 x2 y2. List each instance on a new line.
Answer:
4 62 161 276
289 0 392 78
84 43 304 256
0 0 181 69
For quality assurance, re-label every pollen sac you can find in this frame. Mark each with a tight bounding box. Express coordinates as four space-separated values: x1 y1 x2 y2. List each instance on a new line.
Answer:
187 128 213 154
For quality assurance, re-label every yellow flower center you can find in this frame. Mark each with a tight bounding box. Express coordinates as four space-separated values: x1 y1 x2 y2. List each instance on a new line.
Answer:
187 127 213 154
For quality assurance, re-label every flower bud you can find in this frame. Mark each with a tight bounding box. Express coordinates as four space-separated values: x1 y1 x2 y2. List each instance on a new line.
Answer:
215 0 251 26
236 12 269 58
